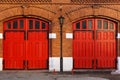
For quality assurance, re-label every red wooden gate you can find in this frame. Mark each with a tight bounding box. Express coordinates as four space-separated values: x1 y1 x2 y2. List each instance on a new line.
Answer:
95 19 116 69
27 19 48 69
73 18 116 69
3 18 49 70
3 19 26 69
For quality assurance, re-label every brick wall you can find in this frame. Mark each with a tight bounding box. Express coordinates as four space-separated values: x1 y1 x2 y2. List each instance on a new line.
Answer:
0 2 120 57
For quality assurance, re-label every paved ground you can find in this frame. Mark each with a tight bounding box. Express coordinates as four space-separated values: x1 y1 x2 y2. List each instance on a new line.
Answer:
0 70 120 80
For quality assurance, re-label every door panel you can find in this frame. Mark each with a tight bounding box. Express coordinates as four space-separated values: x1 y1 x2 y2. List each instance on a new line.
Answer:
73 31 94 69
95 31 116 69
27 31 48 69
4 32 25 69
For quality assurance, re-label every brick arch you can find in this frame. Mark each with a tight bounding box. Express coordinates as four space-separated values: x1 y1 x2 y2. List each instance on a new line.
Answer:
0 6 56 22
66 6 120 22
72 15 119 24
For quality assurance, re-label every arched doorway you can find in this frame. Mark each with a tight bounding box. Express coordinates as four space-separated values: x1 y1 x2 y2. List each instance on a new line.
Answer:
73 18 117 69
3 18 49 70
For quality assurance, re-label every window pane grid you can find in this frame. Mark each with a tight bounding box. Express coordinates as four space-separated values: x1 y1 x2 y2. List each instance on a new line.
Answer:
88 20 92 29
74 19 116 31
7 22 11 29
82 20 86 29
42 22 46 29
104 21 108 29
13 20 18 29
35 21 40 29
110 22 114 29
76 22 80 29
29 20 33 29
97 20 102 29
20 20 24 29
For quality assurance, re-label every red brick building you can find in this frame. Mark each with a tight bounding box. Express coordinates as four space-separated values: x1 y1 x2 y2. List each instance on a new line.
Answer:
0 0 120 72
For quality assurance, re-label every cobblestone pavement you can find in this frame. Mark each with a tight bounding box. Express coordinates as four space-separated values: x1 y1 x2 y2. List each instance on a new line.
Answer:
0 71 120 80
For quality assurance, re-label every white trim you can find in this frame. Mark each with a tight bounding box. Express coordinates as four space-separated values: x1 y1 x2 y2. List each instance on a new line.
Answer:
111 57 120 74
66 33 73 39
0 58 3 71
63 57 73 71
117 57 120 70
49 33 56 39
117 33 120 38
49 57 73 71
49 57 60 71
0 33 3 39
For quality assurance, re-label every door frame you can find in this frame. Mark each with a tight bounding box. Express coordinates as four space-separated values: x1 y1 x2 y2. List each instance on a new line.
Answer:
3 17 50 70
72 17 118 70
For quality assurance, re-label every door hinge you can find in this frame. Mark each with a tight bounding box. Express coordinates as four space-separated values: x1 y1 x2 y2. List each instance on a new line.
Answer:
92 59 94 68
3 32 5 40
96 59 98 68
27 60 28 66
23 60 26 66
115 59 118 64
47 59 49 68
2 60 4 65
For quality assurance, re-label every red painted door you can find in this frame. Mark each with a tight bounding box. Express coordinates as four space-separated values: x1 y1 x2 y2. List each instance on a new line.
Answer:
73 19 95 69
73 18 116 69
3 18 49 70
3 19 26 69
73 31 94 69
27 19 48 69
95 19 116 69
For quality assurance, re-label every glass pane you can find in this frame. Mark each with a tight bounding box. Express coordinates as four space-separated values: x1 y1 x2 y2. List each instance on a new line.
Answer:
7 22 11 29
20 20 24 29
42 22 46 29
82 20 86 29
97 20 102 29
104 21 108 29
76 22 80 29
29 20 33 29
110 23 114 29
35 21 40 29
88 20 92 29
13 20 18 29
